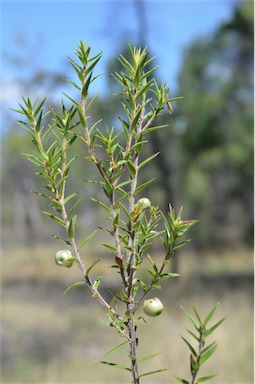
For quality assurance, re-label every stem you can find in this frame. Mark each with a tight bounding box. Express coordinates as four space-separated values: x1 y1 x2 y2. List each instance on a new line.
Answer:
191 330 204 384
126 92 147 383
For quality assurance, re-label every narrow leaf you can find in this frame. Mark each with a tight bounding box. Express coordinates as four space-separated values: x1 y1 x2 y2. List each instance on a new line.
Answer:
204 318 225 337
138 152 160 169
102 243 117 252
51 234 71 246
134 178 157 195
63 281 86 295
196 374 216 382
174 376 190 384
181 336 197 357
138 368 167 379
138 352 161 366
203 302 220 327
181 306 200 331
100 341 129 359
199 344 218 365
78 230 97 251
86 258 101 276
42 211 65 226
160 273 180 278
98 361 131 371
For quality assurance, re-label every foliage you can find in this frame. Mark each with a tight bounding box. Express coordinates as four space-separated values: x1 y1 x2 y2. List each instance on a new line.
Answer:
13 42 223 383
175 1 254 247
175 303 225 384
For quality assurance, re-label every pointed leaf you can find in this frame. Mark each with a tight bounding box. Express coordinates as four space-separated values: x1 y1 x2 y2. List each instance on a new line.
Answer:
51 234 71 246
196 374 216 382
174 376 190 384
181 306 200 331
42 211 65 226
102 243 117 252
181 336 197 357
78 230 97 251
134 178 157 195
204 318 225 337
63 281 86 295
98 361 131 371
193 305 203 326
138 368 167 379
68 214 77 239
199 344 218 365
160 273 180 278
100 341 129 359
138 152 160 169
67 195 84 219
138 352 161 366
86 258 101 276
203 303 220 327
93 276 102 290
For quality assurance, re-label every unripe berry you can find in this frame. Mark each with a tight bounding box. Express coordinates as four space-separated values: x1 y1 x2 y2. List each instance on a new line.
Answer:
143 297 164 317
55 250 76 268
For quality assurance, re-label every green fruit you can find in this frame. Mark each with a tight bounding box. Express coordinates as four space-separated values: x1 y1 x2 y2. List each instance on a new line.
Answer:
137 198 151 211
143 297 163 317
54 250 76 268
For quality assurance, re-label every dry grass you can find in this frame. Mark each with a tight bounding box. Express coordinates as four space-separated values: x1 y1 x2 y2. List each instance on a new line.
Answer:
1 244 253 383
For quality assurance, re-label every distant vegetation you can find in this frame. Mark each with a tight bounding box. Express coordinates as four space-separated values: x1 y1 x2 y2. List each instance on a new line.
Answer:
1 2 253 254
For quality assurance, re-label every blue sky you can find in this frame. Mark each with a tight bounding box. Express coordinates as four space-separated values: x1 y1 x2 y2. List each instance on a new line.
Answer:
2 0 236 109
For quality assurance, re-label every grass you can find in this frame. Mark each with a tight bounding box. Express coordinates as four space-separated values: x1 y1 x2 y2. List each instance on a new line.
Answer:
1 244 254 383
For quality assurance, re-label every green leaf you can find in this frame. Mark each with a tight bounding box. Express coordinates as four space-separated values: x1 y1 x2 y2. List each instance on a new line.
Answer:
136 78 154 99
204 318 225 337
67 196 84 219
181 336 197 357
199 344 218 365
186 328 200 342
78 230 97 251
138 352 161 366
127 160 136 178
42 211 65 227
190 354 197 375
196 374 216 382
68 215 77 239
100 341 129 359
86 258 101 276
138 368 167 379
82 72 93 98
138 279 147 293
63 281 86 295
181 306 200 331
51 234 71 246
93 276 102 290
147 254 158 274
138 152 160 169
102 243 117 252
64 191 80 204
203 302 220 327
193 305 203 326
130 106 142 131
98 361 131 371
91 198 111 214
160 273 180 278
174 375 190 384
86 53 102 76
134 178 157 195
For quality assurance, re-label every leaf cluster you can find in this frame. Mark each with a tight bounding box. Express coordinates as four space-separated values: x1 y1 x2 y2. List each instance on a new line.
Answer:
175 303 225 384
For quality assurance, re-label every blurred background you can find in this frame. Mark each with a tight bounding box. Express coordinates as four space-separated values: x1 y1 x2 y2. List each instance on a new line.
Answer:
1 0 253 383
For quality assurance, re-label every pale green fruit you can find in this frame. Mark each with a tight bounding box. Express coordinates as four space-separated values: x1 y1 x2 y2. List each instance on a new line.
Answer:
55 250 76 268
135 198 152 211
143 297 164 317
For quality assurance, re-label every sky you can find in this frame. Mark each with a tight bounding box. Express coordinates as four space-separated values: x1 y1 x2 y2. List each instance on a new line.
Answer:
1 0 237 113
